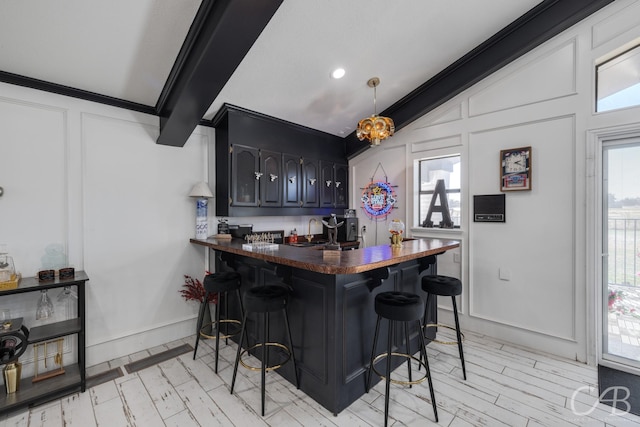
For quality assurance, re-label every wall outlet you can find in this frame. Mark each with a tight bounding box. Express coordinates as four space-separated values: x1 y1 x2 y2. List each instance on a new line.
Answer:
499 268 511 281
453 253 461 263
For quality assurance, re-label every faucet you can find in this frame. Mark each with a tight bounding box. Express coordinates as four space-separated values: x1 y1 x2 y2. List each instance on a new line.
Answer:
307 218 318 242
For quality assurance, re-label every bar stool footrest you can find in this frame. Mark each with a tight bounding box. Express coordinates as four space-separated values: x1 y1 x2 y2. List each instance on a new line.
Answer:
239 342 292 372
199 319 242 340
371 352 429 386
423 323 464 345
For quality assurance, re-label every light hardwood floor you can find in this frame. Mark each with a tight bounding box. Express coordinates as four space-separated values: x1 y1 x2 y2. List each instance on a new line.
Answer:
2 329 640 426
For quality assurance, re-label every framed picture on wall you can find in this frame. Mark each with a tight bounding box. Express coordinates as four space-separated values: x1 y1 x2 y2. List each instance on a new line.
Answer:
500 146 531 191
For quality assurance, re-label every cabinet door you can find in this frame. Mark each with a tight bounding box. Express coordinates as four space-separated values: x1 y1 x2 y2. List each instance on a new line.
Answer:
260 149 281 207
334 163 348 208
282 153 301 207
302 157 319 207
231 144 260 207
319 160 335 207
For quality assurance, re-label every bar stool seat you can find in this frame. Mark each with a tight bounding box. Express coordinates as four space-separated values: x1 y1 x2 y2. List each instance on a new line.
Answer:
231 285 299 416
421 275 466 380
367 291 438 426
192 271 243 374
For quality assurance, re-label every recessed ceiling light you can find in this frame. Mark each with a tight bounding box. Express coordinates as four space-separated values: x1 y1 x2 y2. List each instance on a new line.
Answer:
331 68 346 79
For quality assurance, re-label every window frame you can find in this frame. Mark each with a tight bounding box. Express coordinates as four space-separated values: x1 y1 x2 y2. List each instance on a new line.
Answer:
416 153 462 229
596 43 640 113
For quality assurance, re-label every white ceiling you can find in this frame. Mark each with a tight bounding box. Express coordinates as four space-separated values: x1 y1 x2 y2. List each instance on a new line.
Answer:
0 0 542 137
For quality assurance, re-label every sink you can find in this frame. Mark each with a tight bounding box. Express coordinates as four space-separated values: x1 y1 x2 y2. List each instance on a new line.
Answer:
289 241 326 248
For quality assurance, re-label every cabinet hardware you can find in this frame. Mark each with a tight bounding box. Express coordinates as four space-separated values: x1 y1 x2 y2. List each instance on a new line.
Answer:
229 146 233 153
309 178 316 186
335 181 341 188
254 172 263 180
0 186 3 197
326 180 332 187
269 174 278 182
288 176 296 183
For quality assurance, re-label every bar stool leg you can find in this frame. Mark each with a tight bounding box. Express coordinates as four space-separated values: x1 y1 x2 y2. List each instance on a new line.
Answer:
214 292 222 373
230 311 248 394
421 292 432 333
384 319 393 427
404 322 412 388
224 292 229 345
283 308 300 388
192 291 210 360
366 315 382 392
451 296 466 380
416 319 438 422
261 312 268 416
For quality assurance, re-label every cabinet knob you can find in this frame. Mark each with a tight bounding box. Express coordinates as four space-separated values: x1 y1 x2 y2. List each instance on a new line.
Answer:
308 178 316 186
270 174 278 182
335 181 341 188
326 180 332 187
254 172 263 180
0 186 3 197
288 176 296 183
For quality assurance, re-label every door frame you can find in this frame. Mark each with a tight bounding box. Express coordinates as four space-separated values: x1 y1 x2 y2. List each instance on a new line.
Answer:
588 124 640 374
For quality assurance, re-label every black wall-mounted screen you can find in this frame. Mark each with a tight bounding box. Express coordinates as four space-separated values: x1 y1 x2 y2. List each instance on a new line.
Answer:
473 194 505 222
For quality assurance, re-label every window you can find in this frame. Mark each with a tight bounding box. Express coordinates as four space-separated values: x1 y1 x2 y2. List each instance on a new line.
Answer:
596 44 640 112
418 154 461 228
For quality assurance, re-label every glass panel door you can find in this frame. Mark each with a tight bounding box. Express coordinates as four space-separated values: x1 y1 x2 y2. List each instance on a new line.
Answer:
602 139 640 368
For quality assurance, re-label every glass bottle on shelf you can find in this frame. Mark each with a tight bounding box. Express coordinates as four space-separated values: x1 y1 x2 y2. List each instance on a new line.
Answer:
0 253 15 283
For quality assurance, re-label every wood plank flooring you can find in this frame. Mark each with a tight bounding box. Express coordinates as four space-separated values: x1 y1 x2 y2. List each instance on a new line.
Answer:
2 330 640 426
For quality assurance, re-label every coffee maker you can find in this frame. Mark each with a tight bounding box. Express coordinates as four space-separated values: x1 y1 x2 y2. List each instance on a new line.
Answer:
322 216 358 242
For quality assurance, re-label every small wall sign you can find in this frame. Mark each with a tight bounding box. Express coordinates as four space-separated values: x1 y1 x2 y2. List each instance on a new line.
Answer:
500 146 531 191
361 181 397 219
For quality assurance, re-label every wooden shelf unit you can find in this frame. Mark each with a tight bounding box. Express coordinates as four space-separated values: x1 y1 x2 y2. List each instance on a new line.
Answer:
0 271 88 415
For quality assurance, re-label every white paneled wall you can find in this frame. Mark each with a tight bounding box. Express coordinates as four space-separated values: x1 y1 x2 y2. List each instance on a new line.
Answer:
350 0 640 362
0 83 211 367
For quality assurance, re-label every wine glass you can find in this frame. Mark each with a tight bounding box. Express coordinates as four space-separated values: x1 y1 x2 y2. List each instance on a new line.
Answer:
57 286 78 302
36 290 54 320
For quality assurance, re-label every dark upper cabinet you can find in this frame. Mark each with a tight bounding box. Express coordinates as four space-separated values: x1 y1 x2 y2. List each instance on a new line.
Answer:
319 161 335 208
334 163 348 209
283 153 302 207
214 104 348 217
320 161 349 209
231 144 259 207
260 149 282 207
302 157 319 207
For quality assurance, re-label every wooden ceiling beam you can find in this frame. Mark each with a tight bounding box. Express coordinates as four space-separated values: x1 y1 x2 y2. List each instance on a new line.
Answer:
156 0 283 147
345 0 614 158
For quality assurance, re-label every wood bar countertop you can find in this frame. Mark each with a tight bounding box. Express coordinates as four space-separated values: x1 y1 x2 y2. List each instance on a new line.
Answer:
190 237 460 275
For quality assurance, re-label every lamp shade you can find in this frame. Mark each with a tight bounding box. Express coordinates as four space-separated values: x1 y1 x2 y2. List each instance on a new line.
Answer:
189 182 214 198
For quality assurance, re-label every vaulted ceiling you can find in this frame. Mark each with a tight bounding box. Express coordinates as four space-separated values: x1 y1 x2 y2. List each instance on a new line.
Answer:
0 0 613 157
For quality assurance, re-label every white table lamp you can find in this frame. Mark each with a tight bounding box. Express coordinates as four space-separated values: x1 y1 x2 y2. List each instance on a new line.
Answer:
189 182 214 239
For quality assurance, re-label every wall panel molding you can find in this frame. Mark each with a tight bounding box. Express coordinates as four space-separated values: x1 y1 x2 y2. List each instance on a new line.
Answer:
592 0 640 49
469 40 577 117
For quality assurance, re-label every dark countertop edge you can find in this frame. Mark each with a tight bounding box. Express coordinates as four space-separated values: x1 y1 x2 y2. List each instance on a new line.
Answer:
190 238 460 275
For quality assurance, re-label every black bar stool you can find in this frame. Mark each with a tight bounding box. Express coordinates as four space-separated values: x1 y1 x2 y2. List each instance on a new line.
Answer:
421 275 466 380
230 285 299 416
366 291 438 426
192 271 244 374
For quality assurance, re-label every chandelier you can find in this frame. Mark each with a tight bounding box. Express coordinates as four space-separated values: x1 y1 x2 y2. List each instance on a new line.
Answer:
356 77 394 147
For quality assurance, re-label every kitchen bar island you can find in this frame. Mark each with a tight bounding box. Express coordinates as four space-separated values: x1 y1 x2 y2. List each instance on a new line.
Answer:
190 237 460 415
